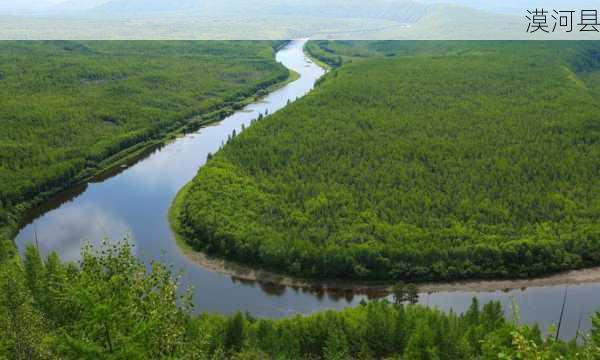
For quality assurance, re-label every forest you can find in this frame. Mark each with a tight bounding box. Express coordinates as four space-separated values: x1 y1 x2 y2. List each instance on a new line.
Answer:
305 40 600 71
0 41 289 249
175 41 600 281
2 39 600 358
1 241 598 359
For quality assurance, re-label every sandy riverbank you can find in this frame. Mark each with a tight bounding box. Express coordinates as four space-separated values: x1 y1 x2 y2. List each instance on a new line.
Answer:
175 236 600 295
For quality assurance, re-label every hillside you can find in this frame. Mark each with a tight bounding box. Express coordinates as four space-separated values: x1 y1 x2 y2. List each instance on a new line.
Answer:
89 0 427 22
306 40 600 67
0 41 288 249
174 41 600 282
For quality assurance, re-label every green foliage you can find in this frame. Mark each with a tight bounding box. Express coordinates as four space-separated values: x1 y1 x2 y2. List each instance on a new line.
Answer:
306 40 600 68
403 321 439 360
55 241 194 358
0 257 48 359
224 312 246 353
177 41 600 282
1 241 196 359
23 245 47 309
392 282 419 305
305 41 343 68
192 299 595 359
323 326 349 360
1 242 598 359
593 312 600 349
0 41 288 242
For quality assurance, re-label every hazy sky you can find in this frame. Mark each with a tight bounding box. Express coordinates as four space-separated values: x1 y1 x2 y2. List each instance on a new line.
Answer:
1 0 599 40
1 0 599 15
0 0 61 10
0 0 110 12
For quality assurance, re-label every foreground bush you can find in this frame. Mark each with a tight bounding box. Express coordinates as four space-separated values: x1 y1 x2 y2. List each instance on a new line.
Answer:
1 242 598 359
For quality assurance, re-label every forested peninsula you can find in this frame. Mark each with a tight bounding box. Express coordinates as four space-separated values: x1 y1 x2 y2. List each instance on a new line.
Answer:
174 41 600 282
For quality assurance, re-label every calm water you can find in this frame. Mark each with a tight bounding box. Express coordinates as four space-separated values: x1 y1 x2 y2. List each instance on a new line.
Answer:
16 40 599 339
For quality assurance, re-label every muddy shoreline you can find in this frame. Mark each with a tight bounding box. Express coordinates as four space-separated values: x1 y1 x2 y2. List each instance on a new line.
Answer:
170 181 600 296
177 245 600 295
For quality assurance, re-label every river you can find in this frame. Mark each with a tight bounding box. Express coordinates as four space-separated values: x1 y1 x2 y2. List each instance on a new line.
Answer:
15 39 599 340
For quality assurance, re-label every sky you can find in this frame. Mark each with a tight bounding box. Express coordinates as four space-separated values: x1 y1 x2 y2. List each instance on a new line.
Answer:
1 0 599 40
0 0 61 11
3 0 600 14
0 0 110 12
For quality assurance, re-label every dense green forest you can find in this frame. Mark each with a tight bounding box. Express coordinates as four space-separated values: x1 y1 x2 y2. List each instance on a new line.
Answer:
1 242 598 359
1 40 599 359
0 41 289 249
305 40 600 71
175 41 600 281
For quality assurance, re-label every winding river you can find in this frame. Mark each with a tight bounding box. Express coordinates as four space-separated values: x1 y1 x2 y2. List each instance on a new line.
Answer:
16 40 599 339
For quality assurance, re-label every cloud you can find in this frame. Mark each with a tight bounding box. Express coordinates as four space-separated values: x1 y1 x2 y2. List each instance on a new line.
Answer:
19 201 133 262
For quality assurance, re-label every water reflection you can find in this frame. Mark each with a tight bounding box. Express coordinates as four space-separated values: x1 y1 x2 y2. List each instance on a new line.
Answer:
415 284 597 339
18 201 133 262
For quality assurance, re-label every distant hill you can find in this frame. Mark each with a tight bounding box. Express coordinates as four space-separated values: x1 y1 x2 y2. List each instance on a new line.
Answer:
411 0 600 14
2 0 599 39
90 0 428 23
92 0 199 15
50 0 113 12
407 4 520 39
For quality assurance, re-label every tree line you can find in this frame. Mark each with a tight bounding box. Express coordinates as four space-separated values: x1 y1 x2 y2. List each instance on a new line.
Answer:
1 241 598 359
